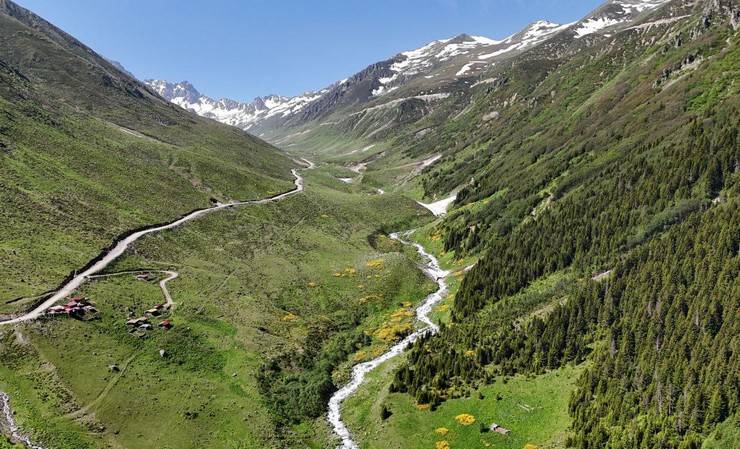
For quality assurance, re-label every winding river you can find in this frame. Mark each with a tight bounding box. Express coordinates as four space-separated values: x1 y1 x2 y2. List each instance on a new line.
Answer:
327 231 449 449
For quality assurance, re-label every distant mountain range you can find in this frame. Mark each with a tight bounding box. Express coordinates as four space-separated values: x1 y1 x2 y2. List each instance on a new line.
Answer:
144 79 328 131
146 0 673 140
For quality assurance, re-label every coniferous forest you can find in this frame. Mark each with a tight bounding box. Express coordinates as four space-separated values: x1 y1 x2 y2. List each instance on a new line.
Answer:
392 99 739 449
389 7 739 445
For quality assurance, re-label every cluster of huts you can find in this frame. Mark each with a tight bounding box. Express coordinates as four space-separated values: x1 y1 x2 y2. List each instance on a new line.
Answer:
47 296 97 317
45 272 174 334
126 272 174 332
126 303 173 332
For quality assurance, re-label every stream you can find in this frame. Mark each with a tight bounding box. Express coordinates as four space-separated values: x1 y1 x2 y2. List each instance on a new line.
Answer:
327 231 449 449
1 392 44 449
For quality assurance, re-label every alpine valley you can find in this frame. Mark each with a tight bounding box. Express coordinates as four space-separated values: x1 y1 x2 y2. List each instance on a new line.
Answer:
0 1 738 449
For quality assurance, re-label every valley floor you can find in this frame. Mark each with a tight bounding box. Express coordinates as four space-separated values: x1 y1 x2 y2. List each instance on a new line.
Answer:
0 164 437 449
0 154 623 449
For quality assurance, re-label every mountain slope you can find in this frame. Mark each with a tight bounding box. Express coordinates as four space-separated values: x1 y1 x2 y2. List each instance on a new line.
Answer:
362 0 738 448
0 0 295 312
147 0 685 154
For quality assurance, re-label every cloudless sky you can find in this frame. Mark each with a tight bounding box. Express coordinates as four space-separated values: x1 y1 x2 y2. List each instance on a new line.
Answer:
16 0 603 101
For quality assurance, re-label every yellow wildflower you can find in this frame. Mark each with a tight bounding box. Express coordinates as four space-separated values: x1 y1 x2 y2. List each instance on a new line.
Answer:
365 259 385 269
455 414 476 425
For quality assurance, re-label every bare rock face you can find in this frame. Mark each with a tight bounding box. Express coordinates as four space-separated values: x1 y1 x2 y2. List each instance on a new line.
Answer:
703 0 740 29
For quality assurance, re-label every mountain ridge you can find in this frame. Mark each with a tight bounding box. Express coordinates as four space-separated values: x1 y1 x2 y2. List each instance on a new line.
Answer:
145 0 676 141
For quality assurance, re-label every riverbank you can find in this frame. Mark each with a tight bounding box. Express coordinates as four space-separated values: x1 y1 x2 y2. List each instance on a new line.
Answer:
328 231 450 448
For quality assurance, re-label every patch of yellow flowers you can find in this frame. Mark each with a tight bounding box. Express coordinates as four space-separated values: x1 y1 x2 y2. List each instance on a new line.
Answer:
454 413 476 425
365 258 385 269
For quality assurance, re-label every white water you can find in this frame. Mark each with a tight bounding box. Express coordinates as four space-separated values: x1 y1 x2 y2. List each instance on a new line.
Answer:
327 231 449 449
1 168 306 325
1 392 44 449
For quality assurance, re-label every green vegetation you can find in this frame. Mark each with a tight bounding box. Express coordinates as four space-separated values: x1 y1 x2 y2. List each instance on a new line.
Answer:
0 170 436 449
701 414 739 449
2 1 738 449
345 5 739 449
344 356 583 449
0 3 294 313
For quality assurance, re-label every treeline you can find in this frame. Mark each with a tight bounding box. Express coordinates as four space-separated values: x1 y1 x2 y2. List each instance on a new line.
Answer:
452 115 737 319
393 203 738 448
567 205 739 449
391 281 605 407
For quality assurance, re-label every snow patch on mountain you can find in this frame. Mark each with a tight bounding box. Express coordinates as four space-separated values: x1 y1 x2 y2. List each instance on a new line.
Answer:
377 34 502 94
145 79 322 129
616 0 671 13
456 61 487 77
574 17 622 37
434 35 502 60
479 20 570 59
575 0 671 38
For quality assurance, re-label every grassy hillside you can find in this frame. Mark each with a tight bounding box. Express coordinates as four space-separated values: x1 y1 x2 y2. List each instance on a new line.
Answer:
0 169 437 449
345 358 584 449
366 2 739 448
0 0 296 314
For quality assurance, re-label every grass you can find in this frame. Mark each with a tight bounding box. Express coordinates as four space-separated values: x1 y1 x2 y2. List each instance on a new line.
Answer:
342 356 584 449
0 170 437 449
0 8 297 314
0 96 294 316
337 225 581 449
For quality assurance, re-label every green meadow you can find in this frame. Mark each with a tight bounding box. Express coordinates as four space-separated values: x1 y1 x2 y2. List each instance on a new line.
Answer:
0 169 438 449
343 358 583 449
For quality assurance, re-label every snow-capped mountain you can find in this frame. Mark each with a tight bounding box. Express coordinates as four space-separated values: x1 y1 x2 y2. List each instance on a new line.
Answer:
147 0 674 140
146 24 574 134
372 25 570 94
144 79 325 130
573 0 671 38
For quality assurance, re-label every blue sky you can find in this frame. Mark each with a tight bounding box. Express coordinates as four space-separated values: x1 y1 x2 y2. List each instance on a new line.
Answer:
16 0 603 101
